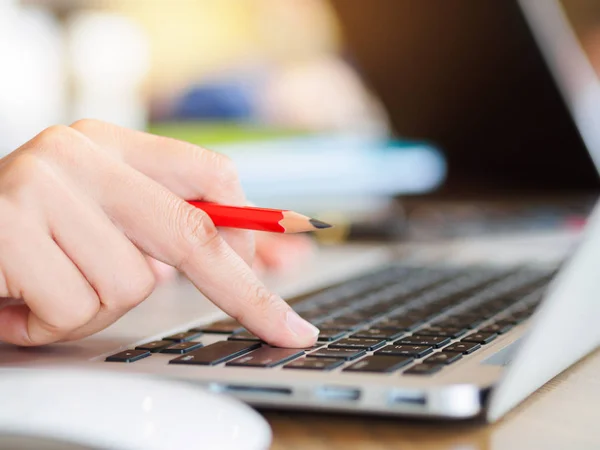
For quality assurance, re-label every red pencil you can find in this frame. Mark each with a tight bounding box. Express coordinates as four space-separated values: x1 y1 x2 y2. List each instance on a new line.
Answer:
187 201 332 233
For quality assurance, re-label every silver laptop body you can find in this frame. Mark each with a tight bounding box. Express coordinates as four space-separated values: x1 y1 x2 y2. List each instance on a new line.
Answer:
1 0 599 422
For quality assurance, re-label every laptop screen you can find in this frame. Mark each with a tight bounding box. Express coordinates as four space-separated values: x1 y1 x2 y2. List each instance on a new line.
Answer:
330 0 600 195
519 0 600 177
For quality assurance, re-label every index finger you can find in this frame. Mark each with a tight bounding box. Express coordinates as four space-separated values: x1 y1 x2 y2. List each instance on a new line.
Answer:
53 127 319 348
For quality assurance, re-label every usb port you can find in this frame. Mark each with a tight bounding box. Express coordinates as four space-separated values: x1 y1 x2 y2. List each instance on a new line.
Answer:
315 386 361 402
215 384 292 397
389 390 427 406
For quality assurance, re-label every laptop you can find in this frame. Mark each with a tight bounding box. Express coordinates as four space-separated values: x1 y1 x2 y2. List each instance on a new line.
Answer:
2 0 600 422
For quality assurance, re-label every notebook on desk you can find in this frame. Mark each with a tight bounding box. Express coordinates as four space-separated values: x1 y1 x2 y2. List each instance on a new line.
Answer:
2 0 600 422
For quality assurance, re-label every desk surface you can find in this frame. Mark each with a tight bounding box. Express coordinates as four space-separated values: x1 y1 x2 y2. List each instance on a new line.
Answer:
264 347 600 450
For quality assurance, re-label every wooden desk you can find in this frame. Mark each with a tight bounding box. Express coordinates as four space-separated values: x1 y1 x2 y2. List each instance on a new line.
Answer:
264 348 600 450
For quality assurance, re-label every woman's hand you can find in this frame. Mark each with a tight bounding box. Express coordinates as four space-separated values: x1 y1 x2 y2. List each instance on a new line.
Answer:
0 120 319 348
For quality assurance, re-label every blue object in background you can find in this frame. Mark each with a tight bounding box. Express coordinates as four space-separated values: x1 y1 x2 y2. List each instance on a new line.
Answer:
173 81 258 120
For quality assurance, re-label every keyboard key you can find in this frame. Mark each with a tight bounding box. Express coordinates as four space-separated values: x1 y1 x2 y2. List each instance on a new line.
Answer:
464 306 498 319
395 335 451 349
404 363 444 375
450 315 485 328
351 328 405 340
329 338 387 351
191 320 243 334
443 342 481 355
424 352 462 365
169 341 261 366
415 327 467 339
316 329 347 342
344 355 413 373
106 349 150 363
283 357 344 371
160 342 204 354
309 348 366 361
317 319 365 330
480 323 514 334
226 347 304 367
377 317 424 331
375 344 433 358
336 311 372 321
227 331 262 342
462 332 498 345
431 317 469 329
163 331 203 342
299 309 329 320
501 313 529 324
135 341 174 353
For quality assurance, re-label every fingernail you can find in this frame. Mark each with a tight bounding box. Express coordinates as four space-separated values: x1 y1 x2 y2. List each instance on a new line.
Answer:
286 310 320 339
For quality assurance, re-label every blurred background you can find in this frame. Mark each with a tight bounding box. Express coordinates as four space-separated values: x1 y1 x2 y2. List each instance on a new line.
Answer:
2 0 600 243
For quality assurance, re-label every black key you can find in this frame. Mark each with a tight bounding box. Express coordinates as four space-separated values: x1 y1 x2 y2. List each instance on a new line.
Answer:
227 331 262 342
329 338 386 351
160 341 204 354
404 363 444 375
424 352 462 365
309 348 366 361
135 341 174 353
375 344 433 358
395 335 451 348
452 315 485 328
163 331 203 342
299 309 329 320
375 317 422 331
336 311 372 321
464 306 498 319
485 300 512 313
106 349 150 363
344 355 413 373
480 323 513 334
433 315 483 329
415 327 467 339
443 342 481 355
316 329 347 342
191 320 243 334
264 343 324 351
494 316 523 325
351 328 405 340
409 305 445 320
502 312 530 323
302 344 326 351
432 317 467 328
283 357 344 371
462 333 497 345
226 347 304 367
169 341 261 366
317 319 364 330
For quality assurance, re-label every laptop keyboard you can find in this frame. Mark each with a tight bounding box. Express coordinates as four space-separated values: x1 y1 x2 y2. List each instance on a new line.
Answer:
105 264 554 375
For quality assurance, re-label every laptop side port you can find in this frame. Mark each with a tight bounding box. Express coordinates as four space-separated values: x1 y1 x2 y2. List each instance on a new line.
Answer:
315 386 361 402
389 390 427 406
213 384 292 397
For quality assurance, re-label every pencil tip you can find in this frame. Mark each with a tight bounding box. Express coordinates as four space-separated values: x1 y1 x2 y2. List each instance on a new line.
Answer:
309 218 332 229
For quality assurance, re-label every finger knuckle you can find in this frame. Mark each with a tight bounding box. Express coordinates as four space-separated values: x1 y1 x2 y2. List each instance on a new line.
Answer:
211 152 241 190
33 124 80 153
0 152 54 201
108 266 156 310
69 118 104 134
244 284 279 315
175 204 220 269
41 296 99 337
190 147 241 191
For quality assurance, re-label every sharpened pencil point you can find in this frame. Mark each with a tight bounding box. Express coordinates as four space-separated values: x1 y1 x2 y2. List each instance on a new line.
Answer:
309 218 332 229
